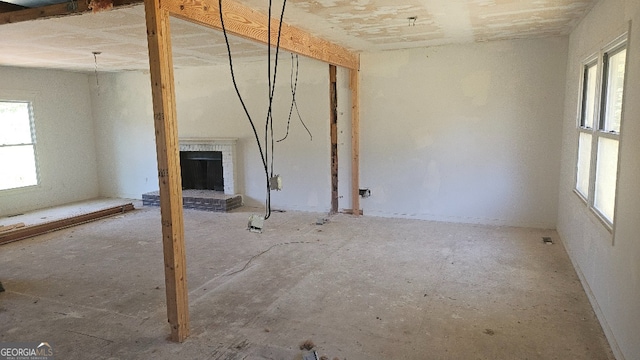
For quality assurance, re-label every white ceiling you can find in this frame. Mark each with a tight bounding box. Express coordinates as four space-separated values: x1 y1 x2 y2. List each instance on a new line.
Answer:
0 0 597 72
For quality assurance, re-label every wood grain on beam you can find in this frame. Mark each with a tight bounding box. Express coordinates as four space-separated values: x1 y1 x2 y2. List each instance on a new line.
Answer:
163 0 359 70
330 64 338 213
350 68 360 216
144 0 190 342
0 0 141 25
0 204 134 246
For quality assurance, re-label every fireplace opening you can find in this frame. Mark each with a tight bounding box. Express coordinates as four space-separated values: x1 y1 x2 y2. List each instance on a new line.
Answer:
180 151 224 191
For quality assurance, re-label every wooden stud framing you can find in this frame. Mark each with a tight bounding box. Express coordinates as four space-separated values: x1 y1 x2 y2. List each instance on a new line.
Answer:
0 0 142 25
330 64 339 214
163 0 358 70
0 0 361 344
140 0 361 342
350 69 360 215
144 0 190 342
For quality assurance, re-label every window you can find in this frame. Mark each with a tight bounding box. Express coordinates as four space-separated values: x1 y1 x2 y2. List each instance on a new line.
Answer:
0 100 39 191
575 36 627 228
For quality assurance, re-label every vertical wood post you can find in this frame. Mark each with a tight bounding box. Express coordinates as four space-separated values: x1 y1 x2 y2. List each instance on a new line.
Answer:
350 68 360 215
329 65 338 213
143 0 190 342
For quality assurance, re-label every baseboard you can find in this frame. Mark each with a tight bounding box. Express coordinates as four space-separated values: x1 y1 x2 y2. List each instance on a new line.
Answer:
560 233 625 360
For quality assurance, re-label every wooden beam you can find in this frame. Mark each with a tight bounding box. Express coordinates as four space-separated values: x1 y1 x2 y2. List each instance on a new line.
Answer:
0 0 142 25
330 64 338 214
144 0 190 342
0 1 27 13
0 0 89 24
0 223 25 233
350 68 360 216
163 0 359 70
0 204 134 246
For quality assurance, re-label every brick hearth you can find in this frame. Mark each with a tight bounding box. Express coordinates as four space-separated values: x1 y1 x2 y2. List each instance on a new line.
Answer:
142 190 242 212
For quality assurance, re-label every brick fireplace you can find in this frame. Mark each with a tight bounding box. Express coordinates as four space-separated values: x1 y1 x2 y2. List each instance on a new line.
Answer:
179 137 238 195
142 138 242 212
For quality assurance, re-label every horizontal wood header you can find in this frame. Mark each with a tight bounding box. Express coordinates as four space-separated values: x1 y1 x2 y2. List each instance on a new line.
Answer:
163 0 360 70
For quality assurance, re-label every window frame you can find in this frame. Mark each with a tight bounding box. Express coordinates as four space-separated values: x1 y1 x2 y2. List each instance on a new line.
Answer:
574 33 628 232
575 57 599 201
0 95 41 193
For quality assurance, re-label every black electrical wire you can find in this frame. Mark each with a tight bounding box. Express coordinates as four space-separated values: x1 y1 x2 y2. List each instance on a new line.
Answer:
265 0 272 181
266 0 287 174
219 0 287 220
278 53 312 142
263 0 287 219
218 0 270 218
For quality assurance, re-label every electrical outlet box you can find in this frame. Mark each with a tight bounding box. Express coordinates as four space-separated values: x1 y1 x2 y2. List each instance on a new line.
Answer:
270 175 282 191
248 214 265 233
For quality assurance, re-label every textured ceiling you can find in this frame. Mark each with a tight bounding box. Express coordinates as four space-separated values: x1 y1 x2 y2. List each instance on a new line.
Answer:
0 5 267 71
0 0 597 72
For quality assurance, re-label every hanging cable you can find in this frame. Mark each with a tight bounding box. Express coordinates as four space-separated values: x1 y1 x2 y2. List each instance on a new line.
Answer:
219 0 287 220
219 0 270 218
264 0 273 219
278 53 312 142
265 0 272 179
265 0 287 172
263 0 287 219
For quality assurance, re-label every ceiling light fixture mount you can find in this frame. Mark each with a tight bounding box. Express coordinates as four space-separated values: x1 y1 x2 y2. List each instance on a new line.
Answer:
92 51 102 89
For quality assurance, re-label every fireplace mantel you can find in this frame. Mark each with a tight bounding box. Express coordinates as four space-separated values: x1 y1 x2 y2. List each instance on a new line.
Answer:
179 138 238 195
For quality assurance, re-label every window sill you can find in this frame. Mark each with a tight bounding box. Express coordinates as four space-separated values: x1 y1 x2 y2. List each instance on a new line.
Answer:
590 207 614 234
0 183 42 196
572 188 614 236
573 188 589 205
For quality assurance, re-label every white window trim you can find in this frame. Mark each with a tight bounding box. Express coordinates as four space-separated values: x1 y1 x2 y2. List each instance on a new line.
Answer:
574 32 628 234
0 90 42 195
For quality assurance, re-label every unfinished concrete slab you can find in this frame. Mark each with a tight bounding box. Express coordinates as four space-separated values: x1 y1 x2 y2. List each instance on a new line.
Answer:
0 204 613 359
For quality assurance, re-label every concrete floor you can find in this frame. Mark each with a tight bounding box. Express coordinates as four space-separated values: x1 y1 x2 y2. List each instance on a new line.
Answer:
0 202 614 359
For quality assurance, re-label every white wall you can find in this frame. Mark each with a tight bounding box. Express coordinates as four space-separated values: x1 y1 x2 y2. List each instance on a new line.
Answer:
0 66 99 217
359 38 568 228
557 0 640 358
92 38 568 226
91 70 158 200
92 55 350 213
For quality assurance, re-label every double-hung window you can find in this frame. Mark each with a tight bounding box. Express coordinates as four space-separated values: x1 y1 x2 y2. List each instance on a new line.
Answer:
575 35 627 228
0 100 39 191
